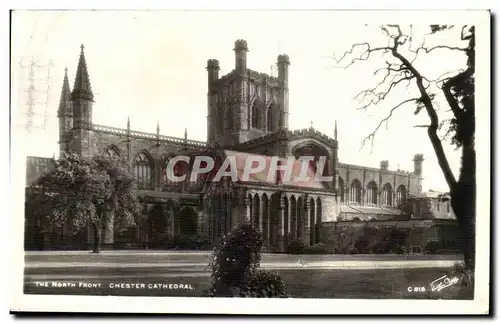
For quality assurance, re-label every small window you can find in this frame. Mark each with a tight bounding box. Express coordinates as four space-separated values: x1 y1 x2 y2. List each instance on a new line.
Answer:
447 204 450 213
437 202 440 212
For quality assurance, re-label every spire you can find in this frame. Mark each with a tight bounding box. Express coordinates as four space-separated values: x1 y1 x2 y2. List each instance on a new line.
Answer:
184 127 188 141
71 44 94 101
334 120 338 141
57 67 72 117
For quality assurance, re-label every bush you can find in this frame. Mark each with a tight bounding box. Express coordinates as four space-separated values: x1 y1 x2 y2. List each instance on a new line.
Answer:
207 223 289 297
209 223 263 290
287 239 306 254
303 243 331 255
425 241 440 254
391 244 407 254
245 270 289 298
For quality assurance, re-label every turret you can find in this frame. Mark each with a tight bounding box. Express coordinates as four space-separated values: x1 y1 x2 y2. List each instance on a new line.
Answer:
380 160 389 172
206 59 220 143
277 54 290 130
234 39 248 75
206 59 220 90
277 54 290 84
413 154 424 176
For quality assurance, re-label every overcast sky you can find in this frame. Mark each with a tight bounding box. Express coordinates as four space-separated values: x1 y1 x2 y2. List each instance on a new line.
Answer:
11 10 478 192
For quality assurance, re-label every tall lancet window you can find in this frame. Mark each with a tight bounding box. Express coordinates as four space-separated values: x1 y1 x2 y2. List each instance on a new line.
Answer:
396 185 407 207
267 107 273 131
134 152 153 189
382 183 393 206
366 181 378 205
350 179 362 204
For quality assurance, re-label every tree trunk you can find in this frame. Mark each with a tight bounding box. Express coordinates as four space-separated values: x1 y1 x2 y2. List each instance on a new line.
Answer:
452 141 476 270
92 223 102 254
450 142 475 298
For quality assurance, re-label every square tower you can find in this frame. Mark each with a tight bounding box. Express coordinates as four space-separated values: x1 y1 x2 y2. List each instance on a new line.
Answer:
206 40 290 148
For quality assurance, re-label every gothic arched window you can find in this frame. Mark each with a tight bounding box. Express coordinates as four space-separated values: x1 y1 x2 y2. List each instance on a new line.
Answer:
396 185 407 207
267 106 273 131
382 183 393 206
134 152 153 189
350 179 362 204
251 99 265 130
366 181 378 205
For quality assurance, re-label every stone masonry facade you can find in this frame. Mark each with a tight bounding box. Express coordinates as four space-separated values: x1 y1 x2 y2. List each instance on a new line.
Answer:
25 40 424 252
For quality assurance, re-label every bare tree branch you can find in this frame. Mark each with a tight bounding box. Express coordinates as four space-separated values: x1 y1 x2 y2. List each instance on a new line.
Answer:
415 45 468 55
359 97 420 152
390 39 458 189
333 42 392 69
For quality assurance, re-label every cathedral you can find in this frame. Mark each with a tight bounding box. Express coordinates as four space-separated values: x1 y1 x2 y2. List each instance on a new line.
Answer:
25 40 425 252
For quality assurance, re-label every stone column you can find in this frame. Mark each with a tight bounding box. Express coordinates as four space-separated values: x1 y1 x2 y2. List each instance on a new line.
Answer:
303 198 311 246
277 196 286 253
259 196 264 233
309 203 316 246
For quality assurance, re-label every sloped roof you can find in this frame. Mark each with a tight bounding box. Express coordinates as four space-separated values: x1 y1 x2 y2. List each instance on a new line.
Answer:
223 150 328 189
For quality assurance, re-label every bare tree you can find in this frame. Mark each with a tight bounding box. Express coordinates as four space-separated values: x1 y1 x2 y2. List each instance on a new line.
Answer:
334 25 475 275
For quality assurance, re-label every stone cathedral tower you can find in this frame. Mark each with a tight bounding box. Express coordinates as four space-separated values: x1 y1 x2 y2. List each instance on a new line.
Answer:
206 40 290 148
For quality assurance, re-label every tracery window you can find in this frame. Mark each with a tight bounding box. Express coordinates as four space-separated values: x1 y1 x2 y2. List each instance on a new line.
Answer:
350 179 362 203
366 181 378 205
134 152 153 189
396 185 407 207
381 183 393 206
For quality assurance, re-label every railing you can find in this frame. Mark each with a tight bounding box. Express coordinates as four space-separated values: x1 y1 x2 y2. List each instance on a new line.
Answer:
92 124 207 147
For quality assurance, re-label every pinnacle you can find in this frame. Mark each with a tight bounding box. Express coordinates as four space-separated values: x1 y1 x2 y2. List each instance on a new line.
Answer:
57 67 72 117
71 44 94 101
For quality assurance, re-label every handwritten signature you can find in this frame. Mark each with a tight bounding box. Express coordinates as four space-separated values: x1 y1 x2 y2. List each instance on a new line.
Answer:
430 275 460 292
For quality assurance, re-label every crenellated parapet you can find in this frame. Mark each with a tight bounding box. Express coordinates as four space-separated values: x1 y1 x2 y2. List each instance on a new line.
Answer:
288 128 337 147
247 69 280 86
213 70 236 86
233 127 338 152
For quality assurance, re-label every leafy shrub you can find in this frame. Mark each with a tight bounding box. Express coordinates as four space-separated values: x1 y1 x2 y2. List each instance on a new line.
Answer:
302 243 331 255
209 223 263 291
244 270 289 298
425 241 440 254
287 239 306 254
391 244 408 254
207 223 289 298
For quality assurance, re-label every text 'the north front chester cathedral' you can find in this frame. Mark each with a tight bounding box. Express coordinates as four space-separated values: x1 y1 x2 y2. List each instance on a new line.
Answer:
25 40 425 252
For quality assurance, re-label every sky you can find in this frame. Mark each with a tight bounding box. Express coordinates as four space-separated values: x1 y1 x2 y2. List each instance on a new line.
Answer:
11 10 474 192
